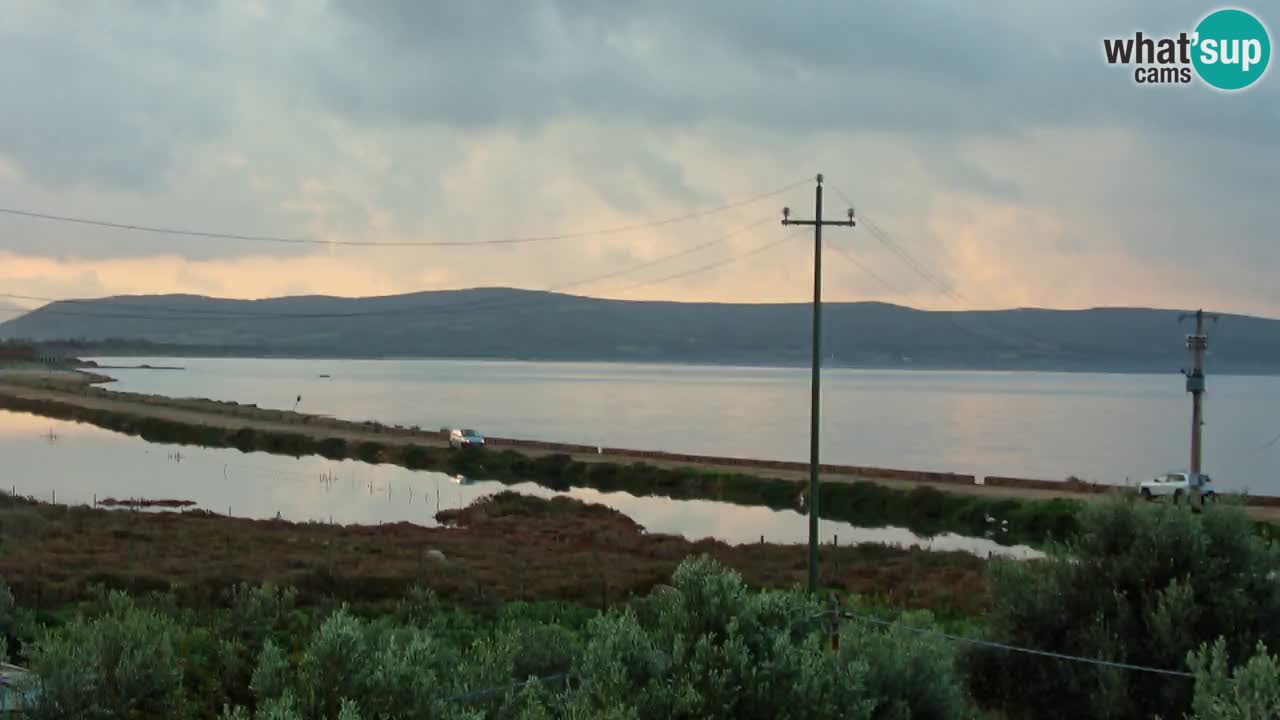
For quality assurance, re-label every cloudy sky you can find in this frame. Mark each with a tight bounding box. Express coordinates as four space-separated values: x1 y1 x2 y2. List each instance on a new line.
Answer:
0 1 1277 317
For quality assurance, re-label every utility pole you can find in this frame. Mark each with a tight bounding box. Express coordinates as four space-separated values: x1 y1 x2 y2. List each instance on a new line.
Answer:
1180 309 1218 501
782 173 855 593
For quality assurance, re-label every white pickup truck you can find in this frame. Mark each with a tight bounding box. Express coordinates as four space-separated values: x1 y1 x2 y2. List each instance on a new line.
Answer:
1139 471 1216 503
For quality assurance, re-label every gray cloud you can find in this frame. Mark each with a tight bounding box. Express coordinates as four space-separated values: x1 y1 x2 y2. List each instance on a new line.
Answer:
0 0 1276 315
310 1 1276 142
0 3 230 190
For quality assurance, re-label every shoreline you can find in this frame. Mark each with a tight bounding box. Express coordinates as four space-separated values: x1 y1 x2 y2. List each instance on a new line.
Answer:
80 352 1280 377
0 372 1093 498
0 490 989 612
0 373 1276 533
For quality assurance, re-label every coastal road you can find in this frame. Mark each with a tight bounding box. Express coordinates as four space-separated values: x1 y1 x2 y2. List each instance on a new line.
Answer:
2 371 1274 520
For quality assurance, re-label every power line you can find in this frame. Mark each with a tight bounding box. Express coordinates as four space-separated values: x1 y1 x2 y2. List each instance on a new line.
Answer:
827 185 966 303
1254 431 1280 451
0 222 791 330
0 178 808 248
840 611 1195 679
612 229 802 294
828 184 1064 352
826 241 909 297
0 218 775 322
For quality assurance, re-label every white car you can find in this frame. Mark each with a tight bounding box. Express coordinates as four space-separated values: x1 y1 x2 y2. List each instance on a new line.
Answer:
1139 471 1216 503
448 428 485 449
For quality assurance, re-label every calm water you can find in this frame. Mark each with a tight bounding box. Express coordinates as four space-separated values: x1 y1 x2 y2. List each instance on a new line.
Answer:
91 357 1280 493
2 411 1032 557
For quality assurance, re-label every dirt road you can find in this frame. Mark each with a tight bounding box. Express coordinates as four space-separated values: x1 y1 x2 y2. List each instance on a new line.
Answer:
2 373 1274 520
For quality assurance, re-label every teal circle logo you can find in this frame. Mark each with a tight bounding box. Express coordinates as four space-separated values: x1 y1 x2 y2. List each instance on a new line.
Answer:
1192 9 1271 90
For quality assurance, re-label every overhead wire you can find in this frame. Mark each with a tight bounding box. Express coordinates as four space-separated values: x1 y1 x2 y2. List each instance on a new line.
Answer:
828 183 1059 352
611 228 804 295
827 185 965 304
841 610 1194 679
0 222 799 335
0 178 808 248
0 218 779 322
825 242 909 298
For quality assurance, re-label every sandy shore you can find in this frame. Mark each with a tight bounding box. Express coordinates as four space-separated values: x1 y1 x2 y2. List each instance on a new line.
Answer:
1 373 1274 521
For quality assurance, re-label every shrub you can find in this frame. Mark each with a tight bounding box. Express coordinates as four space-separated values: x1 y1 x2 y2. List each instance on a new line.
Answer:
219 583 299 656
402 445 437 470
0 576 34 658
317 437 347 460
24 591 188 719
231 427 258 453
841 609 968 720
564 556 970 720
355 441 385 464
978 496 1280 719
1188 638 1280 719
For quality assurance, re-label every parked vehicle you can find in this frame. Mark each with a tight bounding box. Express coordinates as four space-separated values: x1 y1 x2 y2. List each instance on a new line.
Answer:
449 428 485 449
1139 471 1215 503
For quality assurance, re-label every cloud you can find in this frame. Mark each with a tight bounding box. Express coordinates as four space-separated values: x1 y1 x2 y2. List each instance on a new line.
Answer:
0 0 1276 317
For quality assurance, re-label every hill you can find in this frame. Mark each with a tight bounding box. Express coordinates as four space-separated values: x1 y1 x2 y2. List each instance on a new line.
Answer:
1 288 1277 373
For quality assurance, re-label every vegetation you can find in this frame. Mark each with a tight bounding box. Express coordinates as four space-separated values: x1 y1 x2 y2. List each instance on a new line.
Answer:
1187 639 1280 719
3 493 1280 718
0 491 987 615
972 496 1280 719
3 558 973 720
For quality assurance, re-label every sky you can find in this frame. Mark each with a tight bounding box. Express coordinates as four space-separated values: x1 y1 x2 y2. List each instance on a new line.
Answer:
0 1 1277 317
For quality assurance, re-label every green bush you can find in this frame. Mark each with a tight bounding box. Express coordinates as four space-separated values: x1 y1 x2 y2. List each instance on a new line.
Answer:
401 445 437 470
317 437 347 460
1188 638 1280 719
977 496 1280 719
231 427 258 453
25 591 189 719
355 441 385 464
219 583 299 657
563 556 971 720
0 576 34 659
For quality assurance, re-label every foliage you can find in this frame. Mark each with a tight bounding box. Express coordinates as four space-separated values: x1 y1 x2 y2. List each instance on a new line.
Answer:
561 555 970 720
0 575 34 659
219 583 300 657
24 591 189 719
841 609 968 720
11 559 973 719
1187 638 1280 719
977 496 1280 719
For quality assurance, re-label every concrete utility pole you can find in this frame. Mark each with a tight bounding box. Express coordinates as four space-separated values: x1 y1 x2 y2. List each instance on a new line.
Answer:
1180 309 1218 496
782 174 855 593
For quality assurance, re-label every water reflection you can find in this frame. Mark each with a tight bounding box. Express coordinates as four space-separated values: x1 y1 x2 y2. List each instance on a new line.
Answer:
89 356 1280 492
1 411 1038 558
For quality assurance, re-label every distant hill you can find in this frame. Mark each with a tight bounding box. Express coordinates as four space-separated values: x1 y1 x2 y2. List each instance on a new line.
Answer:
1 288 1277 373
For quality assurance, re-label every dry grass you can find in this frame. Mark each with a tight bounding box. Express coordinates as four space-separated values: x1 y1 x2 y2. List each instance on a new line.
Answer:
0 492 988 615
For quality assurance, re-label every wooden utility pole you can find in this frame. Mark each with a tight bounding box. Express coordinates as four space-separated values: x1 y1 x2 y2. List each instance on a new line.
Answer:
782 174 855 593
